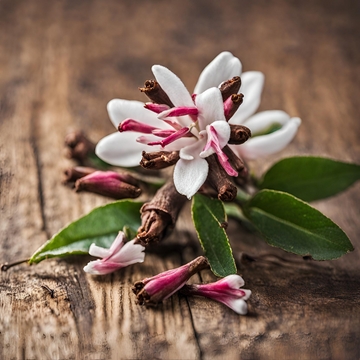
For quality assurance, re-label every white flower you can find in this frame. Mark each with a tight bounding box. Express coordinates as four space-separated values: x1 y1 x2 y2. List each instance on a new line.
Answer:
83 231 145 275
193 52 301 160
96 51 301 198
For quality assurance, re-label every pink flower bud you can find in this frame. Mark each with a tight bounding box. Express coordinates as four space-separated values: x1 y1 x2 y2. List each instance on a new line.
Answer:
133 256 209 306
181 275 251 315
84 232 145 275
75 171 141 199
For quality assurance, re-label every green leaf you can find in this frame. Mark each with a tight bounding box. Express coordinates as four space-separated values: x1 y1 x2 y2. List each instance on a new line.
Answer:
243 190 354 260
30 201 142 264
192 194 236 277
258 156 360 202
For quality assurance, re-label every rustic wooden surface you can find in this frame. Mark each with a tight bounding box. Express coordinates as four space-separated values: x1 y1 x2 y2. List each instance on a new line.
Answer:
1 0 360 359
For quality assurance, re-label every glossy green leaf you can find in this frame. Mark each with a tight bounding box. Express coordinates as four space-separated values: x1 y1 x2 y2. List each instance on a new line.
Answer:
243 190 354 260
258 156 360 202
192 194 236 277
30 201 142 264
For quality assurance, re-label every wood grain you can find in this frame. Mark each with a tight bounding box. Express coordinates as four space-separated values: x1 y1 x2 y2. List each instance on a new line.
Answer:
1 0 359 359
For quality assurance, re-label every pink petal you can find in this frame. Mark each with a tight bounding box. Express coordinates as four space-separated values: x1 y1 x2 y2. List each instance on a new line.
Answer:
200 124 236 176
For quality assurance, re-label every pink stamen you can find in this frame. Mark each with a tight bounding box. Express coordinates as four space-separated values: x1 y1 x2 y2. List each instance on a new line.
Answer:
203 126 238 176
119 119 158 134
152 129 176 138
136 135 158 145
158 106 198 119
144 103 170 114
191 93 197 102
148 127 190 147
152 129 193 138
223 96 233 120
161 119 183 130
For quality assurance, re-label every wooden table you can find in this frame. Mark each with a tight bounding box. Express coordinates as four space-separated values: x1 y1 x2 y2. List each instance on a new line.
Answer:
1 0 359 359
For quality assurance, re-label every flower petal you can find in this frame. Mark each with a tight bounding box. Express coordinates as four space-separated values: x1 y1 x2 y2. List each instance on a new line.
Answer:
220 274 245 289
194 51 242 94
229 71 265 125
195 87 225 130
199 121 230 158
88 244 112 259
174 141 209 199
152 65 194 107
180 138 207 160
235 117 301 160
242 110 290 135
107 99 164 129
227 298 248 315
110 239 145 266
96 132 160 167
83 260 122 275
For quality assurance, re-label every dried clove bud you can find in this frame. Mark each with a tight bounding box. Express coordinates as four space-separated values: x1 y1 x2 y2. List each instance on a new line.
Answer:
63 166 96 184
206 155 237 202
64 131 96 162
133 256 209 306
222 146 245 173
75 171 141 199
137 181 187 245
140 151 180 170
229 124 251 145
139 80 174 107
224 94 244 121
220 76 241 101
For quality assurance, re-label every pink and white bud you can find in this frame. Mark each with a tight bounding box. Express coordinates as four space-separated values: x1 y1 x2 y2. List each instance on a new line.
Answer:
157 106 198 119
200 122 237 177
144 103 170 114
181 275 251 315
118 119 158 134
75 170 141 199
84 232 145 275
133 256 209 306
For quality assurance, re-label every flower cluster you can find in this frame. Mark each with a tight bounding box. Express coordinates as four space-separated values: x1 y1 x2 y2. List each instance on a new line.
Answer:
96 51 301 199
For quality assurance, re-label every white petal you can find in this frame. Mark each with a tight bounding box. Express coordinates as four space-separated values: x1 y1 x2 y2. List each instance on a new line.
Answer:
223 274 245 289
110 239 145 265
107 99 164 129
242 110 290 135
194 51 242 94
109 232 125 253
230 71 265 125
241 289 252 301
83 260 103 275
238 117 301 160
195 87 225 130
152 65 194 107
180 138 206 160
165 136 197 151
227 299 248 315
96 132 161 167
88 244 112 259
174 148 209 199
